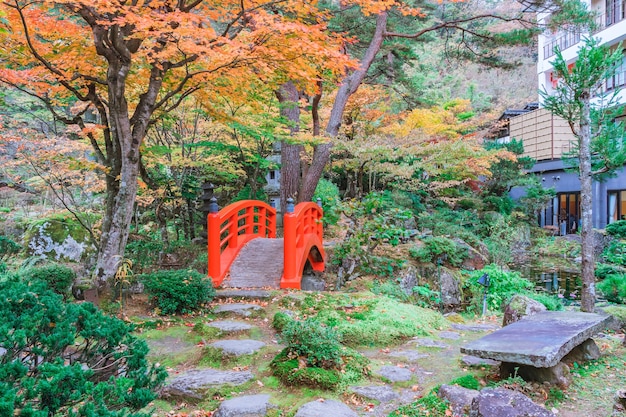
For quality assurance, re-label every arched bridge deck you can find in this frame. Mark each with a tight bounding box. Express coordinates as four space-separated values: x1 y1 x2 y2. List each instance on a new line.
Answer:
207 199 325 289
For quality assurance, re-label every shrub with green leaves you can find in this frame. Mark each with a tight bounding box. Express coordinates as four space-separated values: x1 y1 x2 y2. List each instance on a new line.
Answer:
313 178 341 226
21 263 76 299
0 278 166 416
141 269 215 315
0 235 20 261
279 318 344 368
598 274 626 303
606 220 626 239
602 240 626 266
466 264 534 312
410 236 468 267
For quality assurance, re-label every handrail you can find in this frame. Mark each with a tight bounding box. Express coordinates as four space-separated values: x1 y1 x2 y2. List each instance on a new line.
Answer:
207 199 276 287
282 201 325 289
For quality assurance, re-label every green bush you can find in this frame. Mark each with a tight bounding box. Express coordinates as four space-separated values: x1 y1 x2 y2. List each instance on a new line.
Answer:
313 178 341 226
606 220 626 238
279 318 344 368
272 311 294 332
410 236 468 267
270 350 342 390
466 265 534 312
596 263 624 279
449 374 480 390
21 263 76 299
603 240 626 266
0 278 166 416
526 292 564 311
141 269 215 315
0 235 20 261
598 274 626 303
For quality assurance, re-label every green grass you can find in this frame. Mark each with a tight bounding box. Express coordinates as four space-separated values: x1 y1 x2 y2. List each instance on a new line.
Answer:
389 392 451 417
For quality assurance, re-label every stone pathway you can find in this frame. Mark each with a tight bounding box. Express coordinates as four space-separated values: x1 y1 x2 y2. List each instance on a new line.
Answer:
157 298 504 417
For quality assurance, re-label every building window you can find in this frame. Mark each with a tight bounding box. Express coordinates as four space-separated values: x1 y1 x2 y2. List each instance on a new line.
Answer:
608 190 626 223
558 193 580 234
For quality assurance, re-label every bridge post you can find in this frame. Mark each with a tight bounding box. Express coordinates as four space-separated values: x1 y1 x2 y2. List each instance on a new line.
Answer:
207 197 222 287
283 198 298 287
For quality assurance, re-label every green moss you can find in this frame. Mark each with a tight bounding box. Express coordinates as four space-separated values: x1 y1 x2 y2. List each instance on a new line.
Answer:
449 374 480 390
390 392 451 417
273 311 294 332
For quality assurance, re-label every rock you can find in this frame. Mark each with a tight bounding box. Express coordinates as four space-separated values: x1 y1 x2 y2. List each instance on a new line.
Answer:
399 266 418 295
214 303 263 317
410 338 449 349
469 387 556 417
215 289 273 299
438 384 479 417
502 295 547 326
301 272 326 291
207 320 253 333
209 340 266 356
376 365 413 382
453 238 488 271
160 369 254 400
613 389 626 415
349 385 399 402
500 362 571 388
452 323 500 332
213 394 272 417
295 400 358 417
440 268 463 312
461 355 500 367
561 338 600 364
388 350 429 362
439 331 461 340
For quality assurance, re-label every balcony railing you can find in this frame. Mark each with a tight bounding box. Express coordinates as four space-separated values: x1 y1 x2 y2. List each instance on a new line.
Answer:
543 31 581 59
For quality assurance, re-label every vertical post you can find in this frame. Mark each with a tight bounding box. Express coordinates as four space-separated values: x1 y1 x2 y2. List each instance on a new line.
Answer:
283 198 297 287
207 197 222 286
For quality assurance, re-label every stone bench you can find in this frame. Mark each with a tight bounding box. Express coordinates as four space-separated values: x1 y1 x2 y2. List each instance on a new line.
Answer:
460 311 613 387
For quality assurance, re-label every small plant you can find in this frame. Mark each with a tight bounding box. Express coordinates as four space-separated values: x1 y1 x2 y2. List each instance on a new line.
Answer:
141 269 215 315
0 235 20 261
526 292 564 311
272 311 294 332
313 178 341 226
603 240 626 266
410 236 468 267
21 263 76 299
279 318 344 368
466 265 534 312
449 374 480 390
389 392 451 417
597 274 626 303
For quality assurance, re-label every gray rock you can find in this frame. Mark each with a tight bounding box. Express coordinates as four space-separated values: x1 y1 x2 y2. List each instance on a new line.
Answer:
301 273 326 291
453 238 488 272
439 331 461 340
461 311 612 368
376 365 413 382
399 267 418 295
502 295 547 326
440 268 463 312
215 289 273 299
500 362 571 388
210 340 266 356
613 389 626 415
213 394 272 417
461 355 499 367
349 385 399 402
161 369 254 399
438 384 479 417
452 323 499 332
388 350 429 362
207 320 253 332
214 303 263 317
469 387 556 417
562 338 600 364
295 400 358 417
410 338 449 349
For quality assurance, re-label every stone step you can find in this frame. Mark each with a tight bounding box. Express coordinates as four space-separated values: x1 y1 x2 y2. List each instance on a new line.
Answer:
209 339 266 356
160 369 254 400
214 394 273 417
214 303 264 317
223 238 284 288
215 289 274 300
207 320 254 333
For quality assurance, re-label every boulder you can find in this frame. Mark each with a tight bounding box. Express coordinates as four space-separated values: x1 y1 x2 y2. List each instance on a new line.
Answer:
375 365 413 382
438 384 479 417
207 320 253 333
502 295 546 326
469 388 556 417
613 389 626 415
561 338 601 365
209 339 266 356
440 268 463 312
399 266 418 295
213 303 263 317
160 369 254 400
453 238 488 271
213 394 272 417
349 385 399 402
295 400 358 417
500 362 571 389
461 355 499 367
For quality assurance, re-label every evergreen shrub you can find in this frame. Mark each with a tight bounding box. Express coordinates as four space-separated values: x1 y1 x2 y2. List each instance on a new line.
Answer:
141 269 215 315
598 274 626 303
21 263 76 299
0 278 166 416
0 235 20 261
466 265 534 312
410 236 468 267
313 178 341 226
606 220 626 238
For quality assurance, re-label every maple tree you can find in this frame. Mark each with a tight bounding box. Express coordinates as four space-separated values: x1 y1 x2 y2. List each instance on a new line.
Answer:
0 0 348 291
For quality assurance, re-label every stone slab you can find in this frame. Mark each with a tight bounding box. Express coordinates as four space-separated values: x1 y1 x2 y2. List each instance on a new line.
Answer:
410 338 449 349
460 311 612 367
215 289 273 299
375 365 413 382
161 369 254 399
213 394 272 417
387 350 429 362
214 303 263 316
452 323 499 332
207 320 254 332
210 339 266 356
461 355 500 367
438 331 461 340
295 400 358 417
349 385 399 402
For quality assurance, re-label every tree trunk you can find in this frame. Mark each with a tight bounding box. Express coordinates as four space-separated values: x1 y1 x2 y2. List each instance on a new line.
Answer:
275 82 303 209
579 93 596 312
299 12 389 202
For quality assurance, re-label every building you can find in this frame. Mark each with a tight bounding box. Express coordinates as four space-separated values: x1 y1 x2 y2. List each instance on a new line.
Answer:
501 2 626 233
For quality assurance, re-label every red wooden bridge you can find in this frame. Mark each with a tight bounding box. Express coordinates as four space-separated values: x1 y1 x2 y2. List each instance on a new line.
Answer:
207 198 325 289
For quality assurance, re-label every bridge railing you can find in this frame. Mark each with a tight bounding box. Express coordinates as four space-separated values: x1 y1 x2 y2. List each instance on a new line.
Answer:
282 199 325 288
207 198 276 287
